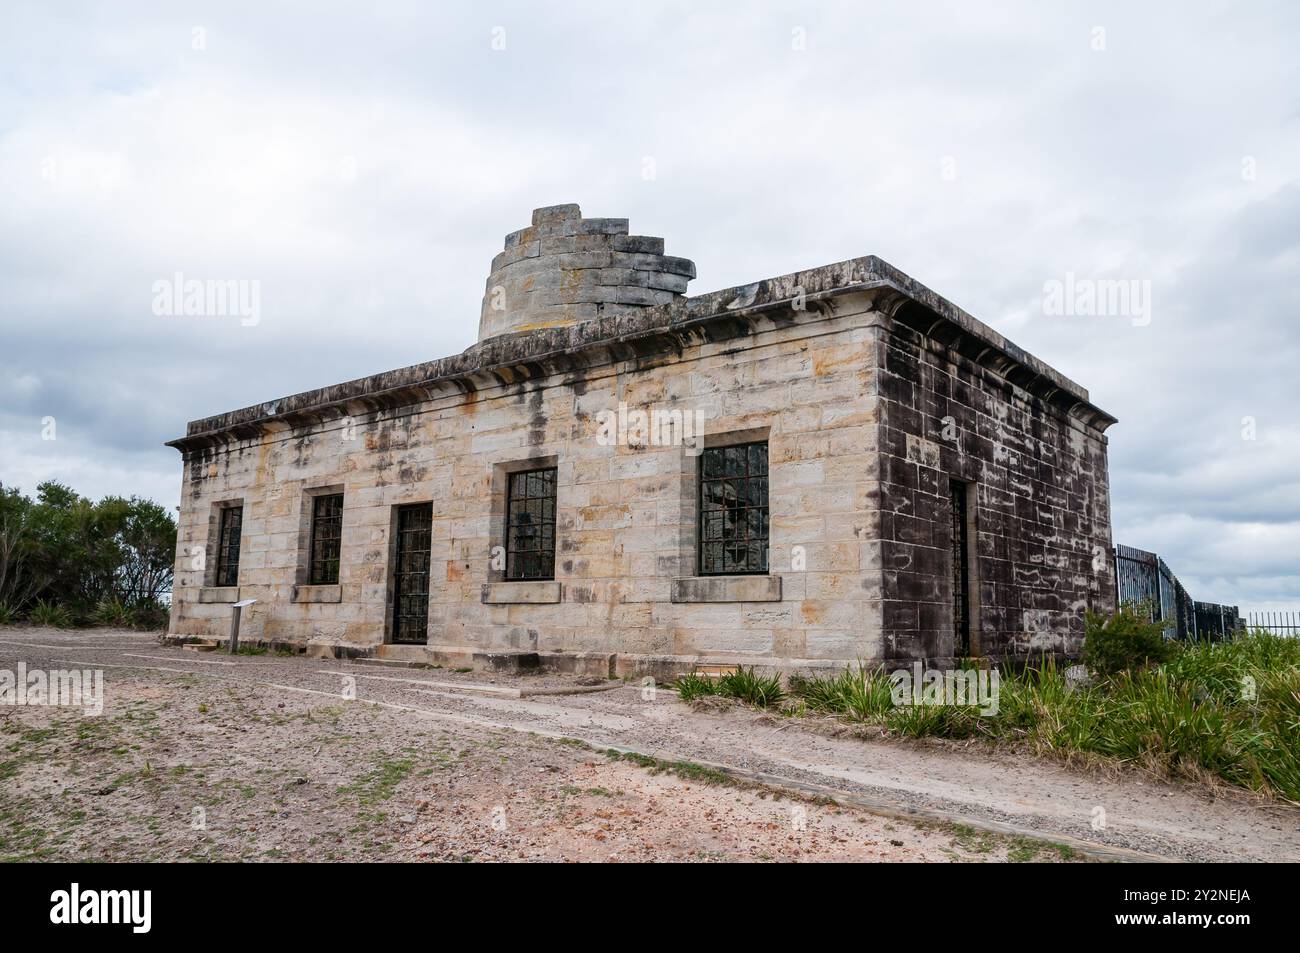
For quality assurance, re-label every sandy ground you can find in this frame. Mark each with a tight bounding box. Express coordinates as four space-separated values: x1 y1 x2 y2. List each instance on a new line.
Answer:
0 627 1070 863
2 625 1297 862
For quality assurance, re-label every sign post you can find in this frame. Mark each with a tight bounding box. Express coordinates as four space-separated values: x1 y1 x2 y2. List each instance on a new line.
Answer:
229 598 258 654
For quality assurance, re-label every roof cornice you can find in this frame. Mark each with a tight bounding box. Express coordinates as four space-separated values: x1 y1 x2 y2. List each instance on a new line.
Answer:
167 255 1116 454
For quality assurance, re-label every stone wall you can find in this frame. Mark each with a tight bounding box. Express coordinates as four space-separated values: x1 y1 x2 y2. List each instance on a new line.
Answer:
170 293 889 674
875 312 1116 664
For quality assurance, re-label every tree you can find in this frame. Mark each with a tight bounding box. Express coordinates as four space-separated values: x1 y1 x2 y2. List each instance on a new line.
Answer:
0 485 40 607
113 496 176 604
0 481 177 616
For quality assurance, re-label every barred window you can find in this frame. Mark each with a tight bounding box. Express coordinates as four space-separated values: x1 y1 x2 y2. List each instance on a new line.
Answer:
215 505 243 587
698 442 769 575
505 468 557 581
309 493 344 585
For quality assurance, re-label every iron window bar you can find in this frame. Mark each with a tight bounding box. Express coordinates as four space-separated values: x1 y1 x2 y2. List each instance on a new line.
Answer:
309 493 344 585
698 441 769 576
505 468 557 581
215 505 243 588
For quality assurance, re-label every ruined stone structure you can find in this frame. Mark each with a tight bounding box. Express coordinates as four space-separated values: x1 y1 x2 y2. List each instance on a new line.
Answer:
167 204 1117 675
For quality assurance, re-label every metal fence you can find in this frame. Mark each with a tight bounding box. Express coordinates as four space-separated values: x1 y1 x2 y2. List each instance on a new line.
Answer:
1194 602 1241 641
1244 611 1300 636
1115 544 1239 641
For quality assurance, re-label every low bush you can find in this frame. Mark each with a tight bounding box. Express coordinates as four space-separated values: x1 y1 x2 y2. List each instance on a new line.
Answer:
716 667 785 707
1081 604 1177 676
675 666 785 707
787 666 893 721
674 672 720 703
126 597 169 631
29 599 74 628
93 596 131 627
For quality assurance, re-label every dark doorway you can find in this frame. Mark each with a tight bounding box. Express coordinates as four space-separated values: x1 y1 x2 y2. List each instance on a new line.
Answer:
391 503 432 644
949 479 971 658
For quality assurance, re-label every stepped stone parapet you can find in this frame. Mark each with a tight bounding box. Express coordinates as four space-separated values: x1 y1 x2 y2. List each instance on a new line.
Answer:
478 203 696 341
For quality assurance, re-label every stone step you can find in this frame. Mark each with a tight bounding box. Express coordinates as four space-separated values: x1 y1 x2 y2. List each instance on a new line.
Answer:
693 663 740 678
354 657 431 670
375 643 431 663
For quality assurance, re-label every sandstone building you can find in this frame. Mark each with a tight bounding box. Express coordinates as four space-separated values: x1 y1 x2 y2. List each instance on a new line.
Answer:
167 204 1117 675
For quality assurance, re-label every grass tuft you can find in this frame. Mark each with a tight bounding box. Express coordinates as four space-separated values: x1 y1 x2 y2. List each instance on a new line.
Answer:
93 597 131 627
675 666 785 707
30 599 74 628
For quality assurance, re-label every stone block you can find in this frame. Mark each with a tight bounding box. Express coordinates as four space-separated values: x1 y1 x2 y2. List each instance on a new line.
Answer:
199 586 239 603
671 575 782 603
481 581 563 604
293 584 342 603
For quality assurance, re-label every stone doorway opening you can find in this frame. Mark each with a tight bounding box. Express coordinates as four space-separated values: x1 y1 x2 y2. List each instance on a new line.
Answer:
390 502 432 644
950 479 972 659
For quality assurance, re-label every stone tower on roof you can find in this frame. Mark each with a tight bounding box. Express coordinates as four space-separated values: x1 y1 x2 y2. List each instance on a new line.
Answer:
477 203 697 341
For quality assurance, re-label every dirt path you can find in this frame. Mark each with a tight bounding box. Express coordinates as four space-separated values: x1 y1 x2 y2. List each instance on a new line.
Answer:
3 625 1298 862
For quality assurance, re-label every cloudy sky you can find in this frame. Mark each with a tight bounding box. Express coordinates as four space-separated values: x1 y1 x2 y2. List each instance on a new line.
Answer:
1 1 1297 612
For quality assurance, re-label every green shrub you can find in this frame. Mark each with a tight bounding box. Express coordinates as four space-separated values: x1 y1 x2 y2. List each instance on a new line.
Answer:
1093 669 1245 781
30 599 73 628
674 672 720 702
788 665 894 720
675 667 785 707
996 659 1106 752
126 598 169 631
93 596 131 627
1247 667 1300 799
1081 605 1177 676
0 601 18 624
716 667 785 707
884 699 982 738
